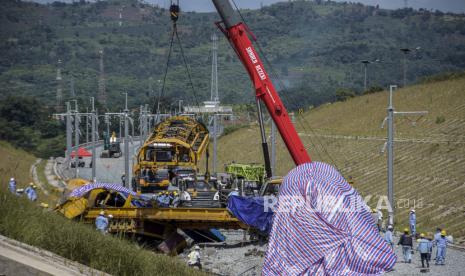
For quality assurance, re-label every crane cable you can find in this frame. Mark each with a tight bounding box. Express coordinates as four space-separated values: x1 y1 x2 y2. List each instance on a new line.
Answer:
154 0 200 115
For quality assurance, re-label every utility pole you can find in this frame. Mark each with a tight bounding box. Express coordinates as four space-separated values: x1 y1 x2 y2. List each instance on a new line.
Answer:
270 121 277 176
85 107 89 143
212 114 218 174
73 101 79 179
66 102 72 166
91 97 97 181
123 93 130 188
382 85 428 226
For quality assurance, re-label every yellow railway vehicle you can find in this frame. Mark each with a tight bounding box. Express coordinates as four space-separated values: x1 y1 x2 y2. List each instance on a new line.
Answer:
133 116 210 193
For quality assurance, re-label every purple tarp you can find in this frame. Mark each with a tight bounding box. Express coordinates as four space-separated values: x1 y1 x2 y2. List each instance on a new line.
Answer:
68 182 137 198
262 162 396 275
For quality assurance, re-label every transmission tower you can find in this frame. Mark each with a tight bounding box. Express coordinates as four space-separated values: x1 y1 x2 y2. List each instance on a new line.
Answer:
56 59 63 111
210 33 219 102
97 49 107 107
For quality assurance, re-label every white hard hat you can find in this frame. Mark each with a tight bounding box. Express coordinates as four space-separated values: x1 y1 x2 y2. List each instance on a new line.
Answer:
410 209 415 213
388 225 393 229
194 245 200 250
10 177 14 181
99 211 105 215
108 214 113 218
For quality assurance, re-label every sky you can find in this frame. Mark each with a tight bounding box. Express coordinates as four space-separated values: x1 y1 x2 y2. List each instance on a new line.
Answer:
30 0 465 14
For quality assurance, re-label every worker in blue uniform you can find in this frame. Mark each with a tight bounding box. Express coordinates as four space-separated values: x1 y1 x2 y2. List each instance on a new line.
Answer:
409 209 416 236
8 177 16 194
24 183 38 201
417 233 431 268
433 228 442 261
435 230 449 265
384 225 394 249
95 211 109 234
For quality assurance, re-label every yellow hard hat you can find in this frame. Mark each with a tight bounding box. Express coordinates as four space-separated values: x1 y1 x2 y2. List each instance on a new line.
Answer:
174 191 178 195
404 228 409 233
29 182 34 186
371 208 376 213
441 230 446 236
420 233 425 238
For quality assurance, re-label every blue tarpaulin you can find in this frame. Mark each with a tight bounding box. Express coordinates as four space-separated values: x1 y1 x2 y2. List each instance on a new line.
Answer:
227 195 274 234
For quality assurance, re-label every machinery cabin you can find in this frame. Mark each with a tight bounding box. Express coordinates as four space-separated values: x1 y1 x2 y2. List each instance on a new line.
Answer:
133 116 210 193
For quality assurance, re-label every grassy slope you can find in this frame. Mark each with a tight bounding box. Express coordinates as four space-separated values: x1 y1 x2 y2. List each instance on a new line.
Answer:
215 77 465 240
0 142 203 276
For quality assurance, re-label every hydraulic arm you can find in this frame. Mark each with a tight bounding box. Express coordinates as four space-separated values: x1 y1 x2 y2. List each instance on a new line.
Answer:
212 0 311 165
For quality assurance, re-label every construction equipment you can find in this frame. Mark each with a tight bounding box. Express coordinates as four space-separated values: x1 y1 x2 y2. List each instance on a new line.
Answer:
224 163 265 196
212 0 311 166
132 116 210 193
100 132 122 158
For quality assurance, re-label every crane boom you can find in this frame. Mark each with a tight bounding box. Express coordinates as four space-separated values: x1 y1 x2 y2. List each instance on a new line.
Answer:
212 0 311 165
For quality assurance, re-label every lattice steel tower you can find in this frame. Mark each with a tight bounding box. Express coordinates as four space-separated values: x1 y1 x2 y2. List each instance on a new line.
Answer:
56 59 63 111
97 49 107 107
210 33 219 102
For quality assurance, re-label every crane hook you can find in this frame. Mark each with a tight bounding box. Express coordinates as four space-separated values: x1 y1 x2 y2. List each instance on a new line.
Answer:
170 0 180 23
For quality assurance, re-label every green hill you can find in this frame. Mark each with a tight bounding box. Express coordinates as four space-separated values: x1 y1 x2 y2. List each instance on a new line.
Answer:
0 141 204 276
215 75 465 241
1 0 465 110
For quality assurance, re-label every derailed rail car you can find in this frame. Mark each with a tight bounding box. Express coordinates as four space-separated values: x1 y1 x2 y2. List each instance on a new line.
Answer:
132 116 210 193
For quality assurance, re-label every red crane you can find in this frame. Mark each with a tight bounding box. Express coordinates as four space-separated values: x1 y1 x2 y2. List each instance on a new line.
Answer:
212 0 311 165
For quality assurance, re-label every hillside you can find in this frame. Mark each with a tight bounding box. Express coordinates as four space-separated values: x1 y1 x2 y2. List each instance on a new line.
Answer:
215 75 465 240
1 0 465 110
0 141 205 276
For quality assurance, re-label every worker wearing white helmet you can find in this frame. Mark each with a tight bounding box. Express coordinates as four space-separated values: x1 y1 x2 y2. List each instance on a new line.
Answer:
95 211 109 234
409 209 416 236
187 245 202 270
8 177 16 194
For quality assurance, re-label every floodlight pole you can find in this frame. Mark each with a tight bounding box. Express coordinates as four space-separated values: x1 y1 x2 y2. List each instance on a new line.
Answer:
383 85 428 226
387 85 395 226
213 114 218 174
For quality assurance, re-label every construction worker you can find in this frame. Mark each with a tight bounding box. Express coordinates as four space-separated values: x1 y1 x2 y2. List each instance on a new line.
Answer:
121 173 126 187
187 245 202 270
409 209 416 236
24 183 38 201
384 225 394 249
417 233 431 268
95 211 109 234
162 191 171 207
398 228 413 263
8 177 16 194
172 191 180 207
435 230 449 265
433 228 442 261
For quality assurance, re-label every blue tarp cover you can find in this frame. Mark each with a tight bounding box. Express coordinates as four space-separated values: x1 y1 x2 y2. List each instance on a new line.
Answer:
227 195 273 234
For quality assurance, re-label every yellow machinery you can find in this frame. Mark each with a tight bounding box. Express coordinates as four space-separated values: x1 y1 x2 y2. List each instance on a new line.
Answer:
57 186 246 254
133 116 210 192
